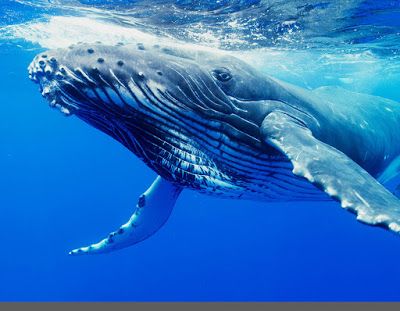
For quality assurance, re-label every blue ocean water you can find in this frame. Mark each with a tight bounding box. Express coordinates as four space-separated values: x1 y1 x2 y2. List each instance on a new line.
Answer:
1 0 400 302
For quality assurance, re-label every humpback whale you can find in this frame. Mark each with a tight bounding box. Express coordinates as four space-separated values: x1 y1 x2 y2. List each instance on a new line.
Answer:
28 42 400 255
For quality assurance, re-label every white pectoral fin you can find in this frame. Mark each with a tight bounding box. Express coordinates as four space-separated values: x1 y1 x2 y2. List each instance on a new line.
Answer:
260 111 400 234
69 176 183 255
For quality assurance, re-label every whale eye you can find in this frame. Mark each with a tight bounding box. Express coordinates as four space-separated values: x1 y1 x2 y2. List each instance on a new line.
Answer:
212 67 232 82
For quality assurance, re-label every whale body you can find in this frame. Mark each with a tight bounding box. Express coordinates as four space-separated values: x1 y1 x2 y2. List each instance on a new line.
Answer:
28 42 400 255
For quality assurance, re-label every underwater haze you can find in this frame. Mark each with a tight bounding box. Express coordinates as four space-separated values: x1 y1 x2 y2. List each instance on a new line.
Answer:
1 0 400 301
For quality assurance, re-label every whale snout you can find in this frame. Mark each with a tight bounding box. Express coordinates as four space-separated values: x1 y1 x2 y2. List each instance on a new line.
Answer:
28 43 160 118
28 53 57 83
28 52 63 92
28 50 77 116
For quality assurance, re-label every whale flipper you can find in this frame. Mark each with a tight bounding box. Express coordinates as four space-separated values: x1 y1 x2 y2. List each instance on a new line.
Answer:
69 176 182 255
261 111 400 233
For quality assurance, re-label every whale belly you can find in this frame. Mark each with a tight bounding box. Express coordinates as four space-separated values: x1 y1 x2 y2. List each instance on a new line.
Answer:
143 127 328 202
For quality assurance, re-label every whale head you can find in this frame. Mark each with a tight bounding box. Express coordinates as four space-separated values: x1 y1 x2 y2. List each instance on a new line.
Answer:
28 42 273 170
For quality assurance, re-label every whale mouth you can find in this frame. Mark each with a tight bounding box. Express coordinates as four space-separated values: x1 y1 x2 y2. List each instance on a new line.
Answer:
28 53 78 117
